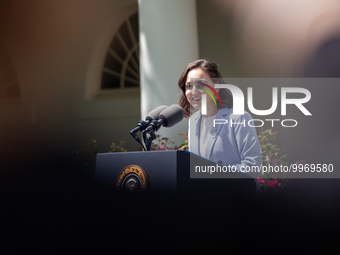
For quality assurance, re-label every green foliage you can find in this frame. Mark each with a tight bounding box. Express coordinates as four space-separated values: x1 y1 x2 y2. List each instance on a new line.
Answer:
258 129 288 166
177 133 189 151
257 129 292 192
151 135 177 150
136 134 188 151
109 141 128 152
76 139 127 170
151 134 188 151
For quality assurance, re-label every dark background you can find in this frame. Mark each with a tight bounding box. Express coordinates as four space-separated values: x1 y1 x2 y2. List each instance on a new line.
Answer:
1 0 340 252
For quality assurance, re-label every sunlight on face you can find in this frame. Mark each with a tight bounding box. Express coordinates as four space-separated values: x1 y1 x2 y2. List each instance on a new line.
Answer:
185 68 220 116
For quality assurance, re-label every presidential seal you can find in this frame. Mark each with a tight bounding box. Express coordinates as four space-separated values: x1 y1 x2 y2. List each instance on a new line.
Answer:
116 165 148 192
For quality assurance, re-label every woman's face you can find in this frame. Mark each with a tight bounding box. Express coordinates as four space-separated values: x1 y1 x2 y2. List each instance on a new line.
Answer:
185 68 219 115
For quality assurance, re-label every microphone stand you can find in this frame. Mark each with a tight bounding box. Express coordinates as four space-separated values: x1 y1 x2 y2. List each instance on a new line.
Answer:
130 130 146 151
130 119 160 151
142 119 163 151
143 131 156 151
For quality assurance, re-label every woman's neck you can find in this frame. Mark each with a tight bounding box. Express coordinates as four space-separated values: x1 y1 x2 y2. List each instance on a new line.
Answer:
202 106 218 117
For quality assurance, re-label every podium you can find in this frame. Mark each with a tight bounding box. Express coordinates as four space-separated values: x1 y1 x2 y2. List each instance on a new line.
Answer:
95 150 259 194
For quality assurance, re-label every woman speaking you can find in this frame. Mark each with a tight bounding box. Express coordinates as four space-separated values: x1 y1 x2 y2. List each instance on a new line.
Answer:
178 59 262 177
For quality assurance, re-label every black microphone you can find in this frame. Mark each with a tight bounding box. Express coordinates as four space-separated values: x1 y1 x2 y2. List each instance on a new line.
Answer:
143 104 184 134
130 105 168 134
130 105 168 150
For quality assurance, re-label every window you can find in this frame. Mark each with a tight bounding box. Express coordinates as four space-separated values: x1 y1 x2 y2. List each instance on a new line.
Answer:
101 12 139 91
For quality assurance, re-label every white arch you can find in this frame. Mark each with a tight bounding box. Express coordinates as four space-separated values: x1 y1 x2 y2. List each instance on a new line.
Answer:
84 4 138 100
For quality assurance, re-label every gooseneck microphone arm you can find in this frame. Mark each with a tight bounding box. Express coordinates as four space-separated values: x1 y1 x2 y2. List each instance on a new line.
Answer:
130 105 168 151
130 119 152 151
143 132 156 151
130 105 184 151
142 119 164 151
130 129 146 151
130 120 149 134
142 104 184 151
144 119 164 134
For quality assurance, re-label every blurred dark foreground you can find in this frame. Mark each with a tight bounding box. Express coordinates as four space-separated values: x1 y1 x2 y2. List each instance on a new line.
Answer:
1 158 340 253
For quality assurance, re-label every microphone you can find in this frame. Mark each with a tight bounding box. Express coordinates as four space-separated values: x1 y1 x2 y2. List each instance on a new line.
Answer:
130 105 168 134
130 105 168 150
143 104 184 134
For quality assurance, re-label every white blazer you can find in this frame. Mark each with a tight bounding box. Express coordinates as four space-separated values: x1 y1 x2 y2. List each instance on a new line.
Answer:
188 107 262 177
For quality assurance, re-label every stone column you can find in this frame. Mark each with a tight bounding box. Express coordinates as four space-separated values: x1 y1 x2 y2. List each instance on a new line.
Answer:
139 0 199 146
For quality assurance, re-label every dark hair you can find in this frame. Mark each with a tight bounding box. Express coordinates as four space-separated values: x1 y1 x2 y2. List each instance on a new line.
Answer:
178 59 233 118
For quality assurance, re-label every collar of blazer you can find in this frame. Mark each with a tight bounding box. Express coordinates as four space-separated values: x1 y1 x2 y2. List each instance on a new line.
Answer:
190 107 231 159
